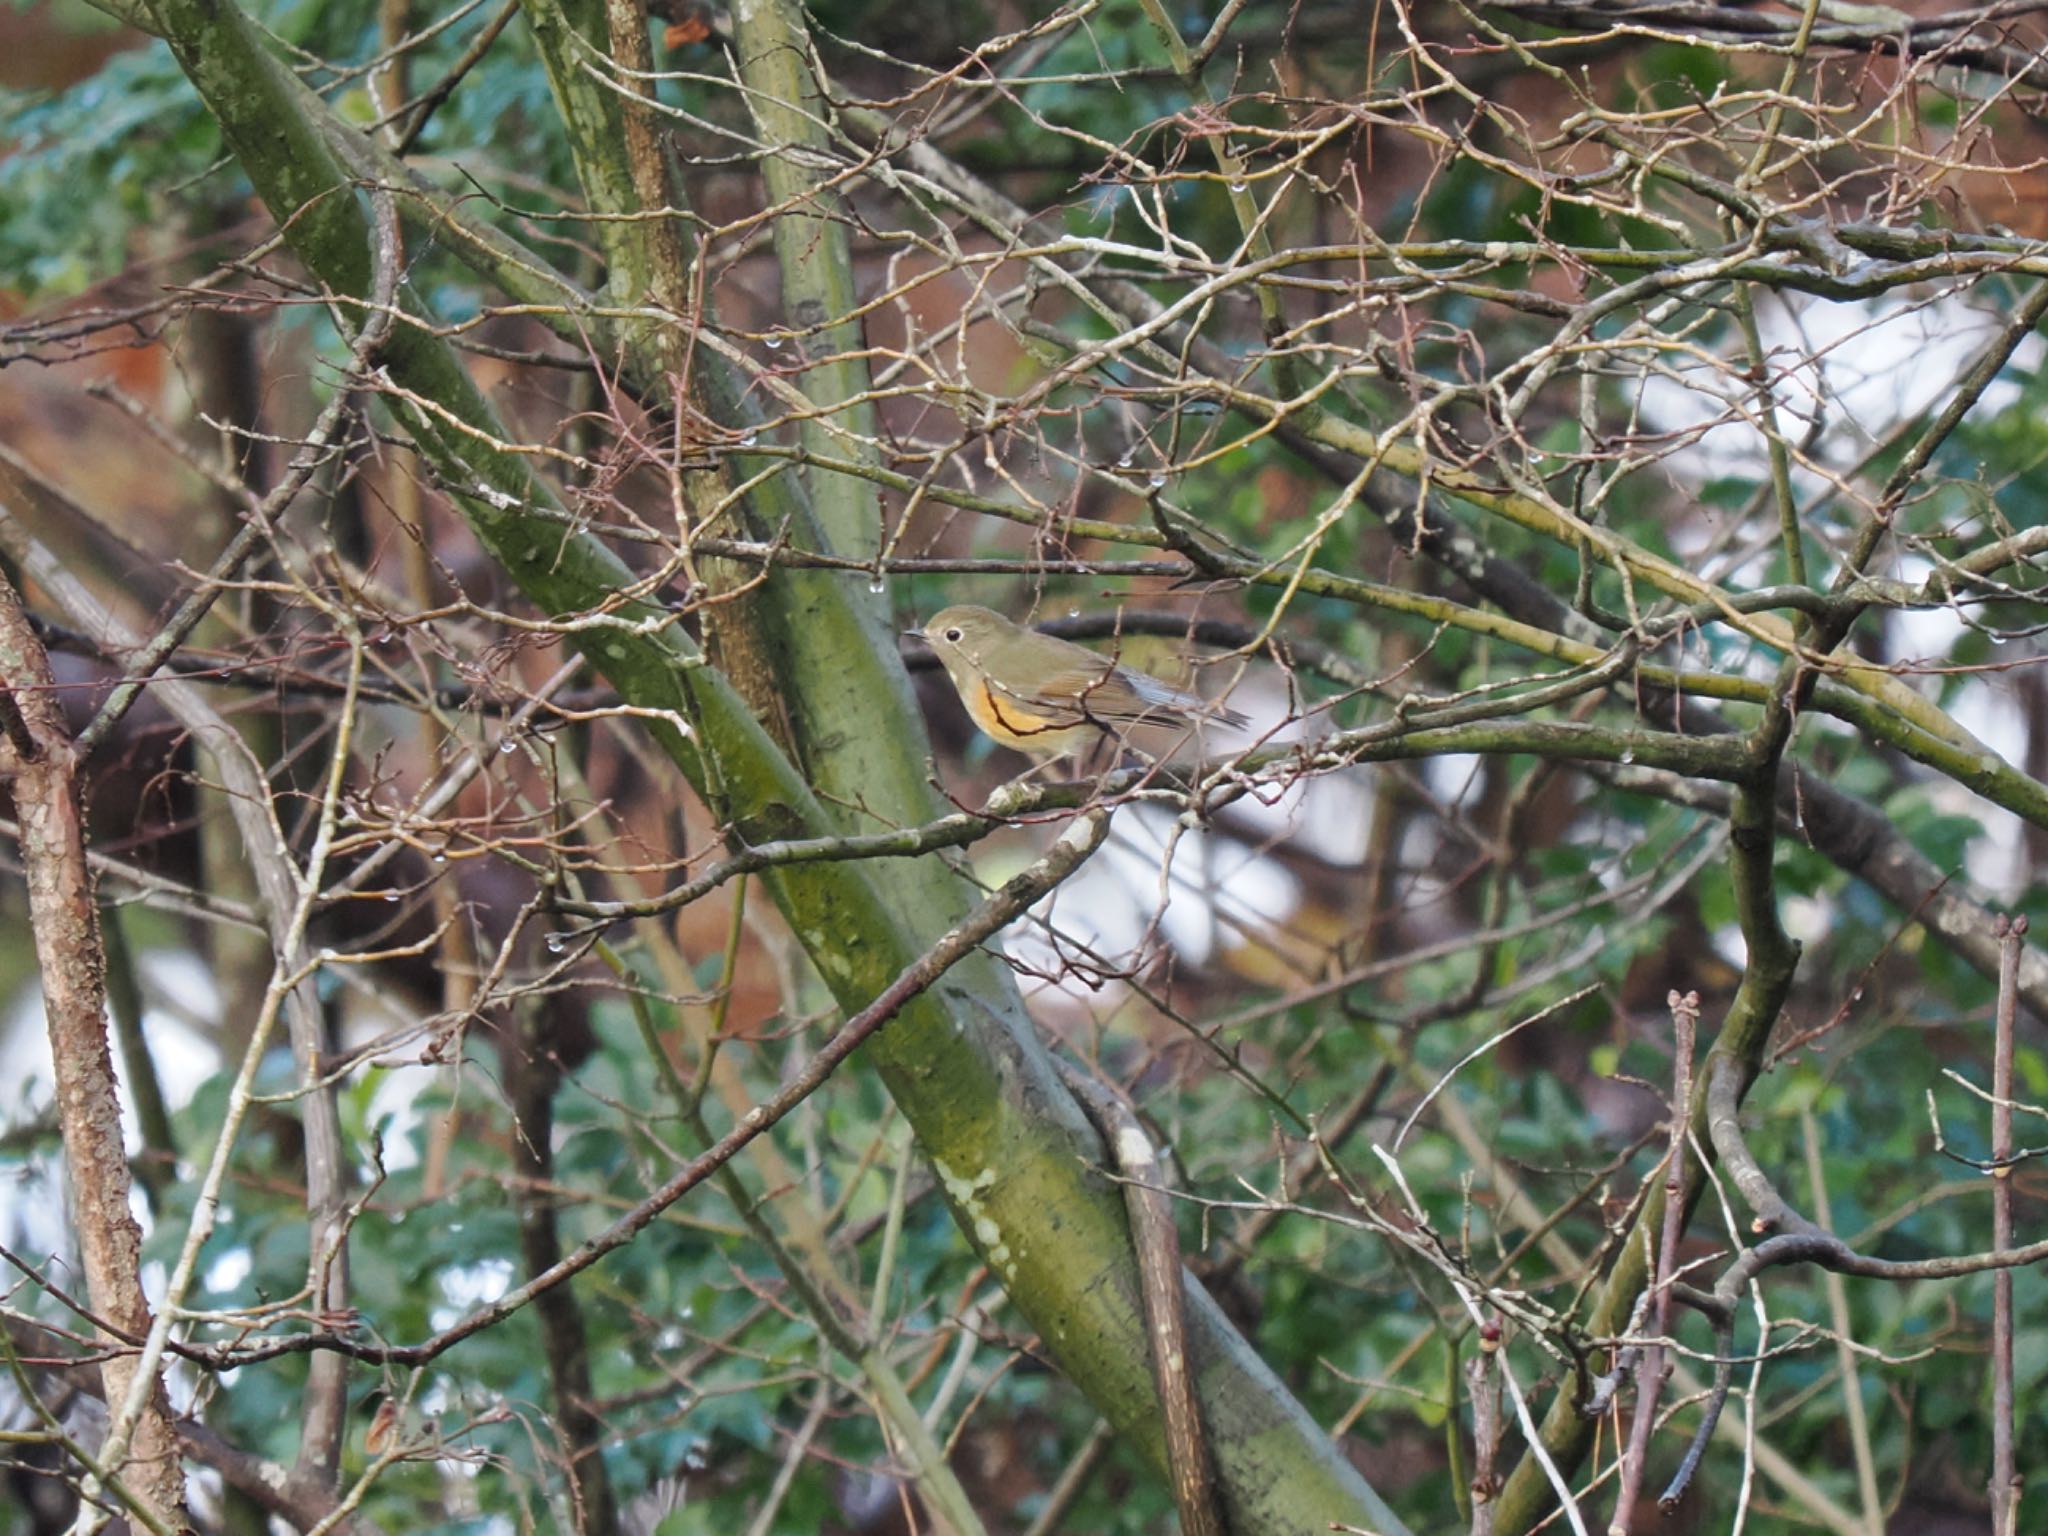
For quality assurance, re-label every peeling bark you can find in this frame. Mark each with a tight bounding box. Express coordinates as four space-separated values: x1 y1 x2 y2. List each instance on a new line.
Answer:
0 570 191 1534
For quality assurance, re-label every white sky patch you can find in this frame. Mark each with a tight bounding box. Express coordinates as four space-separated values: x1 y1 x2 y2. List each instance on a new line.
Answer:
0 946 223 1145
1638 290 2043 485
1420 752 1486 809
1217 697 1377 866
1887 553 1970 662
431 1256 514 1330
0 985 53 1127
364 1060 442 1174
1781 894 1835 949
1004 802 1308 999
1635 289 2044 905
203 1247 253 1296
1942 673 2031 898
0 946 232 1262
1222 767 1376 866
138 951 228 1110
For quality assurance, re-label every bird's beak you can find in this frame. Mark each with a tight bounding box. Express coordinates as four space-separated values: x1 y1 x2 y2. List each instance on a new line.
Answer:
902 626 927 642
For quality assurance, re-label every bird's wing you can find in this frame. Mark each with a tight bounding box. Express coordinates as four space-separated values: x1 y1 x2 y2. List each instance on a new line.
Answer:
999 662 1244 728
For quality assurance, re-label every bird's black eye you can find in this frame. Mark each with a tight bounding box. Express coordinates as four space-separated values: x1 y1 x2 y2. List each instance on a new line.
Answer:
943 627 963 644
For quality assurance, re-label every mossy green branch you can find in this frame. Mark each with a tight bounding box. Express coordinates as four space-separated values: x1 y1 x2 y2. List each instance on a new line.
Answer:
517 0 953 858
730 0 886 563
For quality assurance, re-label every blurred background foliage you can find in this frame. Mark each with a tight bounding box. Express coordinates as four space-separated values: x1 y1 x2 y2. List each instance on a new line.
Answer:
4 0 2048 1532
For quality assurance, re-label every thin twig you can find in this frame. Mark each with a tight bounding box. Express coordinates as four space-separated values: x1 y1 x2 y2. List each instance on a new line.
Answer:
1991 913 2026 1536
1609 989 1698 1535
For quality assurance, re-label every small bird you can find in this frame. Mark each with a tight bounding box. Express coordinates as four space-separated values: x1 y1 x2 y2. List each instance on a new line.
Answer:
912 604 1248 759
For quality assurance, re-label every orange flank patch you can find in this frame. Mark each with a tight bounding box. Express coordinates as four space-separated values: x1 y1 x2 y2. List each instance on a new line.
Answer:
973 683 1082 750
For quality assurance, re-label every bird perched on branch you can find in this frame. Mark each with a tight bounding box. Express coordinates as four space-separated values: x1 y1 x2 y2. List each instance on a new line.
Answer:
911 604 1248 760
